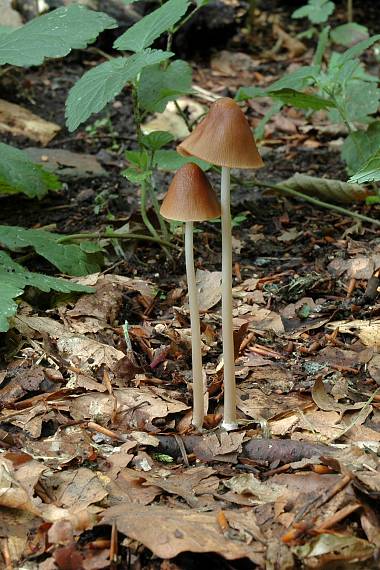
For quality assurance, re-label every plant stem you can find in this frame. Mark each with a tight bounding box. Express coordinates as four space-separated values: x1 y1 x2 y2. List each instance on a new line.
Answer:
57 232 176 248
174 100 193 132
140 180 162 240
150 183 170 241
221 166 238 431
185 221 204 431
253 179 380 227
347 0 353 22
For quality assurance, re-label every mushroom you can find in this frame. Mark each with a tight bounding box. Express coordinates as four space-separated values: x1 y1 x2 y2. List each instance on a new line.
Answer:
178 98 264 430
160 162 221 430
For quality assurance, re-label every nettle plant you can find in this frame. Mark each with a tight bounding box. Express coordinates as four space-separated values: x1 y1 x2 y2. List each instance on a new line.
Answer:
65 0 212 241
236 29 380 186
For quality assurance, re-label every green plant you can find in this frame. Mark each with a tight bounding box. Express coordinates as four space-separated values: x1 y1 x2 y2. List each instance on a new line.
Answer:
236 32 380 175
0 226 104 331
65 0 212 242
0 143 61 198
292 0 366 45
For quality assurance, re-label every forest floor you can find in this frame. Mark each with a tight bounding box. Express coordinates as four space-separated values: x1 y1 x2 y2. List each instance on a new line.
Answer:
0 1 380 569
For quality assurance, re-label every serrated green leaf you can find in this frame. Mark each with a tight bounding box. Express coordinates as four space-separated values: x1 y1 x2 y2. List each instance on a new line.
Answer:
337 34 380 65
114 0 189 52
342 121 380 173
66 50 173 131
348 149 380 184
270 88 335 110
236 67 319 103
137 59 192 112
0 5 117 67
0 251 93 332
331 23 369 47
280 173 367 204
141 131 174 150
0 226 103 276
122 167 151 183
234 86 266 102
154 150 210 171
268 66 319 91
0 143 61 198
292 0 335 24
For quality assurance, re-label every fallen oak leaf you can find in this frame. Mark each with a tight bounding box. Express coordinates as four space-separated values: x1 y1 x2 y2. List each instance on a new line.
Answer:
101 503 266 564
312 377 367 415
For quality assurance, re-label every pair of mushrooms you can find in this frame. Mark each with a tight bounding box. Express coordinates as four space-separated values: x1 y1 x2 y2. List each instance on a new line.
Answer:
160 98 263 431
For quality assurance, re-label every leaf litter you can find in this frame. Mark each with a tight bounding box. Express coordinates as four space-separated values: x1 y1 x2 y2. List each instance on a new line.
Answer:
2 223 380 569
1 12 380 570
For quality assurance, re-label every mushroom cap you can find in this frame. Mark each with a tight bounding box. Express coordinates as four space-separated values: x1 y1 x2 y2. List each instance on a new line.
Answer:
160 163 221 222
177 97 264 169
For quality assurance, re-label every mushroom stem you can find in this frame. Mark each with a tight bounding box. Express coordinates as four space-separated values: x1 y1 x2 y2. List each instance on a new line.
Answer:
221 166 238 430
185 221 204 431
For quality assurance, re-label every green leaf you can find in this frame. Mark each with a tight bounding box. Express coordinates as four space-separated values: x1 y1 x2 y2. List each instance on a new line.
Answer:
313 26 330 67
65 50 173 131
331 23 369 47
268 66 319 91
0 5 117 67
0 226 103 276
141 131 174 150
0 143 61 198
348 149 380 184
0 251 93 333
338 34 380 65
269 88 335 110
122 167 151 184
137 59 192 112
235 86 266 102
280 173 367 204
292 0 335 24
342 121 380 173
114 0 189 52
154 150 210 171
236 67 319 102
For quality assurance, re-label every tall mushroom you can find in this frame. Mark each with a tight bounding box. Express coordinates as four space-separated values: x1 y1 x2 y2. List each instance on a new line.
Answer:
160 162 221 431
178 98 264 430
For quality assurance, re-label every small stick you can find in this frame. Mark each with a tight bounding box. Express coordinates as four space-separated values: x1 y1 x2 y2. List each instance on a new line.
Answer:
315 502 361 532
87 422 122 441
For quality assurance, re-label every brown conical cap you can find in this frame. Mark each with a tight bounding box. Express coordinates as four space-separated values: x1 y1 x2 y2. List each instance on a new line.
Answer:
160 163 221 222
177 97 264 169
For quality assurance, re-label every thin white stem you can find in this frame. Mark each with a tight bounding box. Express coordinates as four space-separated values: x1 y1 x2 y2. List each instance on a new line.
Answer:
185 221 204 430
221 166 238 430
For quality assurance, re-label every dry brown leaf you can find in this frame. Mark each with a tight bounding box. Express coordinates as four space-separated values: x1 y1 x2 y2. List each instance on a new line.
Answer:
312 377 366 414
192 431 245 462
15 315 125 370
0 99 60 144
43 468 107 509
22 426 94 466
102 503 266 564
237 385 309 421
63 274 155 334
137 465 218 508
0 458 40 514
196 269 222 312
70 387 189 431
326 319 380 348
224 473 284 503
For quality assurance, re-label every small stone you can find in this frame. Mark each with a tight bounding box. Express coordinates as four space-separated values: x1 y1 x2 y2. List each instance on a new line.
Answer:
77 189 95 203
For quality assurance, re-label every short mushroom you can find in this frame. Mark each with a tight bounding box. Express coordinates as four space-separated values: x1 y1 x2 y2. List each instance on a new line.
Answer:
160 162 221 431
178 97 264 430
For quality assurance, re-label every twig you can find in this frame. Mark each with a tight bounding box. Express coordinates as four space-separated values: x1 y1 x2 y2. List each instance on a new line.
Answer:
57 231 176 249
315 502 361 532
253 179 380 227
